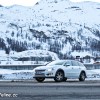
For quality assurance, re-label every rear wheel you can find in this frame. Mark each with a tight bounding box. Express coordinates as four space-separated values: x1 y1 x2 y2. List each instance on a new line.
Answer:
54 71 64 82
79 72 86 81
35 77 45 82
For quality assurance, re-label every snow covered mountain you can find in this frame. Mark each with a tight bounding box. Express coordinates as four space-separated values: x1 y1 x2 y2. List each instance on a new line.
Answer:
0 0 100 60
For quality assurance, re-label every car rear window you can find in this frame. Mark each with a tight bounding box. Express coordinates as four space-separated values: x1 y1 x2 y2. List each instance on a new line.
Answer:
77 62 84 67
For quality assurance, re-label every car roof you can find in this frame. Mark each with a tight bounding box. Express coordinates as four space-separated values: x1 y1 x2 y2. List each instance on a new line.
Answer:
53 60 80 62
54 59 77 61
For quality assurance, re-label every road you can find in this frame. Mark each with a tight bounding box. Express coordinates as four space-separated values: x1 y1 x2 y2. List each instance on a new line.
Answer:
0 79 100 100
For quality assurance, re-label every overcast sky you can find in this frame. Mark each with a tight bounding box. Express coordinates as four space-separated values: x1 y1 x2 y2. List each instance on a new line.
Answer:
0 0 41 6
0 0 100 6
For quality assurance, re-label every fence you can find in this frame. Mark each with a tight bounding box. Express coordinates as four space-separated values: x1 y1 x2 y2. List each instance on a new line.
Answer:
0 65 42 70
0 63 100 70
84 64 100 70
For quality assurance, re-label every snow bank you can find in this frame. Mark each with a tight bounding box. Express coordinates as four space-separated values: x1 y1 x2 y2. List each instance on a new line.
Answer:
0 69 33 80
87 69 100 78
14 50 59 60
0 50 59 65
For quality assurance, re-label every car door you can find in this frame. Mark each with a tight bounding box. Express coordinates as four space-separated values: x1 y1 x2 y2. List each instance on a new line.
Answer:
64 60 80 78
64 60 74 78
70 60 81 78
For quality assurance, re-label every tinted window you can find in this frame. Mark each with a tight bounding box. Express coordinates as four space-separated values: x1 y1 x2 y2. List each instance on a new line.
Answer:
77 62 84 67
71 61 78 66
54 62 65 65
64 61 72 66
47 61 65 66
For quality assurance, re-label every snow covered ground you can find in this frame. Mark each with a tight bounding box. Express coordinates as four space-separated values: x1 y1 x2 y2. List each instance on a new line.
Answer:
0 69 33 80
0 68 100 80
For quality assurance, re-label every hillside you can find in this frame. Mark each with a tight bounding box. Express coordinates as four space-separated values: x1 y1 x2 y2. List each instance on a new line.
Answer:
0 0 100 60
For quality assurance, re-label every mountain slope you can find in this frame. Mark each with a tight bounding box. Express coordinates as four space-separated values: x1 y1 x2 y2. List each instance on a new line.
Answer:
0 0 100 59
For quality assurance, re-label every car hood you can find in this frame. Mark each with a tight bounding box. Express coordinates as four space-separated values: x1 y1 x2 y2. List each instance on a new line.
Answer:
34 65 54 70
34 65 63 70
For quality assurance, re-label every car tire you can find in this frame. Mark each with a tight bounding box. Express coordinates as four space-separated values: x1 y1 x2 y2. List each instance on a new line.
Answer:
63 77 67 82
79 72 86 81
35 77 45 82
54 71 64 82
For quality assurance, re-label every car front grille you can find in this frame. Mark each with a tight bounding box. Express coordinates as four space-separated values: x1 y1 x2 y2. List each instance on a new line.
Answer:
35 69 45 76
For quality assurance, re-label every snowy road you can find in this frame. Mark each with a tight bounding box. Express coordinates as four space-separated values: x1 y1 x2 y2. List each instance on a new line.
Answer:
0 80 100 100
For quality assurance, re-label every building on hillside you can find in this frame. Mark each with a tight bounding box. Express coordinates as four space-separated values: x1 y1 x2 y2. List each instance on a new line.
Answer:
71 51 94 64
11 50 59 64
94 57 100 63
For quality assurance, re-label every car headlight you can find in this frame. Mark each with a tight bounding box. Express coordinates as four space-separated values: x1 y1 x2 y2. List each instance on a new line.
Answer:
47 68 54 71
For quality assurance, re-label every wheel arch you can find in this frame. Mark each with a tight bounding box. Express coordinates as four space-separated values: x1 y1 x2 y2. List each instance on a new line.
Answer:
55 69 65 77
80 70 87 78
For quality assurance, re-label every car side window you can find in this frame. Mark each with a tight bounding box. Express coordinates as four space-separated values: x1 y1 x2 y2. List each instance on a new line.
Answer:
71 61 78 66
64 61 72 66
77 62 84 67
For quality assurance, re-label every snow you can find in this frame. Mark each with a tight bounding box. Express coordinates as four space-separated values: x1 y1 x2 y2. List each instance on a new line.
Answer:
0 61 45 65
15 50 52 57
0 0 100 80
87 69 100 79
0 50 59 65
61 42 72 54
0 50 7 57
0 68 100 80
71 51 92 58
11 50 59 60
0 69 33 80
0 0 100 40
0 0 100 59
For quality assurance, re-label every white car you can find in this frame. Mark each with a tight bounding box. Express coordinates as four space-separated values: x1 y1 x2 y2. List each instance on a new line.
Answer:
33 60 87 82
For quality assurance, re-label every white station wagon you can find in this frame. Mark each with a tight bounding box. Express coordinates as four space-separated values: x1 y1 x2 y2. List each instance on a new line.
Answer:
33 60 87 82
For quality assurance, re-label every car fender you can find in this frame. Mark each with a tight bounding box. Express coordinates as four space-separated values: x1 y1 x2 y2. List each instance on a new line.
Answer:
55 68 65 77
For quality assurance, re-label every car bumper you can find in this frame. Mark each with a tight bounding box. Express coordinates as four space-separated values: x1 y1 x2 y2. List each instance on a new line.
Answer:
33 70 55 78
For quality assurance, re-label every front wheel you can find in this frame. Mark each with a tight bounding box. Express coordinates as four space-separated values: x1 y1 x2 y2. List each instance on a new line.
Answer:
79 72 86 81
35 77 45 82
63 77 67 82
54 71 64 82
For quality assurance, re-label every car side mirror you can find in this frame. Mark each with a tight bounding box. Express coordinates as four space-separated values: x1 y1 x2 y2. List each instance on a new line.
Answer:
65 64 70 67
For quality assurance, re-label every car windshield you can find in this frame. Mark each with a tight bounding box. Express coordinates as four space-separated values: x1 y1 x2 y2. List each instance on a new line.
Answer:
46 60 65 66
